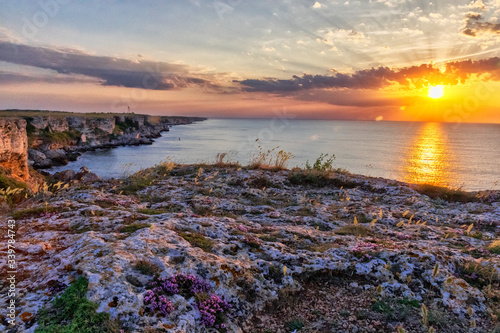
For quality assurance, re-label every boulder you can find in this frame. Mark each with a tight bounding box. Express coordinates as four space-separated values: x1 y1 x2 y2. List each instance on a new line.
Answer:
28 149 53 169
43 149 68 166
53 170 77 182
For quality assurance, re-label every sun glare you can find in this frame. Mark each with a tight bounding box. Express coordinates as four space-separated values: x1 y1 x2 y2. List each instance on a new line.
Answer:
428 85 445 99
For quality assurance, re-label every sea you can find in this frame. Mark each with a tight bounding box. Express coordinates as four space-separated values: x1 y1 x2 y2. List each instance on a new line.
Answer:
48 118 500 191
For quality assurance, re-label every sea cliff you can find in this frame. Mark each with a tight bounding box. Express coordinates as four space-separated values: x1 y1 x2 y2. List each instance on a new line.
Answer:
0 110 205 172
0 118 30 182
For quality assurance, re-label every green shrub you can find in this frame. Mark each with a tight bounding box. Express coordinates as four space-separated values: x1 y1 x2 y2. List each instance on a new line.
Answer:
35 277 120 333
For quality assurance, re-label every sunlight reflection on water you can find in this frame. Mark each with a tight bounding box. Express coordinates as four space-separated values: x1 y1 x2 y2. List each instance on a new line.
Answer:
403 123 454 187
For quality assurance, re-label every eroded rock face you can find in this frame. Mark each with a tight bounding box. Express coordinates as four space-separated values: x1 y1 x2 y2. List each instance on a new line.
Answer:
0 118 29 181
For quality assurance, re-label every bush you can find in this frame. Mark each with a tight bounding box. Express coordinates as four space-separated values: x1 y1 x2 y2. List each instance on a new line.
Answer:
35 277 120 333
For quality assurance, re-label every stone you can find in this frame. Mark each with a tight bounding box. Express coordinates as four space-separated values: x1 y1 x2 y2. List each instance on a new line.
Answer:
43 149 68 166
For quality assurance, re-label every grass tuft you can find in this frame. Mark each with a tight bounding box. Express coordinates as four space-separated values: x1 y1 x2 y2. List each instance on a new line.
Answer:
35 277 120 333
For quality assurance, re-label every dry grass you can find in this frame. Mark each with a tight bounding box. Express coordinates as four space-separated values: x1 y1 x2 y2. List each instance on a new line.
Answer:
335 225 374 237
412 184 478 203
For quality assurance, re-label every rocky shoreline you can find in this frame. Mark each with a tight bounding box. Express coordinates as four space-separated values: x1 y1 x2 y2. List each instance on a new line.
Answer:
1 163 499 332
23 114 206 170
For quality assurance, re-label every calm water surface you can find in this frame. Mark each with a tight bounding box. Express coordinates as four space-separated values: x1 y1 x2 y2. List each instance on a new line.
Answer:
49 119 500 191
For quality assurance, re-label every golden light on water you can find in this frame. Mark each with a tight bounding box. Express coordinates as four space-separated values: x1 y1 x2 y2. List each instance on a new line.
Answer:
403 122 451 187
428 85 445 99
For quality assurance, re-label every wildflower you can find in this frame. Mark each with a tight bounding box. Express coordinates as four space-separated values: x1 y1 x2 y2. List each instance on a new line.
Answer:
198 294 231 329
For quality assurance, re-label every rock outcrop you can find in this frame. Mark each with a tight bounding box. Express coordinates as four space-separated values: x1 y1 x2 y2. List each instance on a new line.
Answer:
1 165 499 332
0 118 29 181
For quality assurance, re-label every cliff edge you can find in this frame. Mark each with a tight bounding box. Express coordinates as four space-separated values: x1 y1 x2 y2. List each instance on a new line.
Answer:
0 118 29 182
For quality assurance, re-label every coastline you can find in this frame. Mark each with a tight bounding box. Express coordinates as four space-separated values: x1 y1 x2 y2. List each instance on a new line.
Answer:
2 163 500 332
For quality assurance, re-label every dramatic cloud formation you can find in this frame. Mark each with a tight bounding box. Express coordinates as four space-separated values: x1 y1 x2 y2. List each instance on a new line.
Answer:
463 13 500 36
238 57 500 92
0 41 214 90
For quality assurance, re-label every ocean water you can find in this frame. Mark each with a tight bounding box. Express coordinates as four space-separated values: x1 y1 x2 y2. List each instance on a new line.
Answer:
48 118 500 191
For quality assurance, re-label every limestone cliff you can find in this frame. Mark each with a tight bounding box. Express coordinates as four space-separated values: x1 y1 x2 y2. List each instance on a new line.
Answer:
0 118 29 181
22 114 205 169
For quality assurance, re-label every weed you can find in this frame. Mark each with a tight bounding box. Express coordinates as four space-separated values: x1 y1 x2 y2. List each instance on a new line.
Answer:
305 153 335 171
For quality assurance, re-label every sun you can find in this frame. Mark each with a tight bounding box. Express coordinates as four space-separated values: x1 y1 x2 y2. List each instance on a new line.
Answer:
428 85 445 99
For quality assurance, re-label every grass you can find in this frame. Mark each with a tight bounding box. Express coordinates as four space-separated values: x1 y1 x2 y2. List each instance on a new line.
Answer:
137 208 171 215
121 160 175 194
489 240 500 255
288 170 359 188
455 260 499 289
285 318 304 330
118 223 151 233
134 260 161 276
247 146 294 170
247 176 277 189
372 297 420 321
335 225 374 237
35 277 120 333
412 184 478 203
0 172 27 190
178 231 214 252
12 206 62 219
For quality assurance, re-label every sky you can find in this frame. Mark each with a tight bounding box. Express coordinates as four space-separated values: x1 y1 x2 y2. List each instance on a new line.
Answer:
0 0 500 122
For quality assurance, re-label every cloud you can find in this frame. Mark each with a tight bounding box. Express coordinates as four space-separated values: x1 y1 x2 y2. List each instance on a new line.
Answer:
238 57 500 92
463 13 500 36
0 41 216 90
312 2 322 9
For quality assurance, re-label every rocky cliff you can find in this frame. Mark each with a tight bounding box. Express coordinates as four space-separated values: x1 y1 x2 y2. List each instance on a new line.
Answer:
1 165 499 332
0 118 29 181
23 114 205 169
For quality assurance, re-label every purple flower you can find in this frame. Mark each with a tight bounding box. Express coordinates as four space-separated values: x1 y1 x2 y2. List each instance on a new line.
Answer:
144 290 174 316
198 294 231 329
